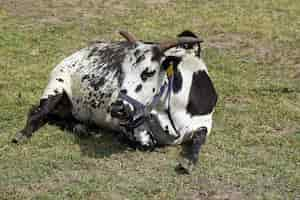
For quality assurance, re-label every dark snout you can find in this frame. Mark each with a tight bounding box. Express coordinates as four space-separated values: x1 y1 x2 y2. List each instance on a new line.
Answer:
110 95 147 129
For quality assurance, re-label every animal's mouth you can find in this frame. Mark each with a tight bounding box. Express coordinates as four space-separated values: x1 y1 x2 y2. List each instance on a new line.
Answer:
110 100 133 122
110 93 148 129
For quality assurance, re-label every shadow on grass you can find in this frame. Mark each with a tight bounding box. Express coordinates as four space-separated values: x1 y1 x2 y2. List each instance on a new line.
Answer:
47 118 134 159
73 131 131 159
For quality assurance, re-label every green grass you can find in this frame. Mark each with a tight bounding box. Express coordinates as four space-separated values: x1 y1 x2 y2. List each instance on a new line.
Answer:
0 0 299 199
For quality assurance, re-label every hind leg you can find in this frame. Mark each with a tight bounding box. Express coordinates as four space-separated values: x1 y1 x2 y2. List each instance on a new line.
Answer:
12 94 64 143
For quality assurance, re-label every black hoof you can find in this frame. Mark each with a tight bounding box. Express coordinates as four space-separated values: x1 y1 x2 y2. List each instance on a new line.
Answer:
11 132 28 144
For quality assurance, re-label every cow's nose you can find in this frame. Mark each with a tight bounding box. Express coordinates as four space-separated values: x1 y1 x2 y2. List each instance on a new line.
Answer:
110 99 134 121
111 100 125 116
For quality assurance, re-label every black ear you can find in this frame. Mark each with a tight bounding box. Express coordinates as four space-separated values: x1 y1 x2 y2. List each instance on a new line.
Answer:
177 30 201 57
177 30 198 38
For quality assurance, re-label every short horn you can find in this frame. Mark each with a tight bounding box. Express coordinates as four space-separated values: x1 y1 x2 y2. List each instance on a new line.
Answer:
119 30 138 43
159 37 202 52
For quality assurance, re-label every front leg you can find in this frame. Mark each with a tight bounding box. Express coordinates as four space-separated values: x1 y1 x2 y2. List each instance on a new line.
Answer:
177 127 207 174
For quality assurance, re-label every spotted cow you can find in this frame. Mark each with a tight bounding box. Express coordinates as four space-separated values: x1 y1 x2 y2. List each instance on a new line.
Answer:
12 31 200 147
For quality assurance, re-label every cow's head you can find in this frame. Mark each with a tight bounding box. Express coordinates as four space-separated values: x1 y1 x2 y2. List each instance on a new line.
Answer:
111 31 201 120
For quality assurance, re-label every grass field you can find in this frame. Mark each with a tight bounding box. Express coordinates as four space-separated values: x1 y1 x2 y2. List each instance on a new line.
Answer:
0 0 299 199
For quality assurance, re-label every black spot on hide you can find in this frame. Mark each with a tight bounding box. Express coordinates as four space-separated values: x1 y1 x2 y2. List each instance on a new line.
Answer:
87 46 99 58
164 125 169 134
135 84 142 93
90 77 105 91
140 68 156 82
56 78 64 83
186 70 218 116
81 75 90 82
173 70 183 93
90 99 98 109
135 54 146 64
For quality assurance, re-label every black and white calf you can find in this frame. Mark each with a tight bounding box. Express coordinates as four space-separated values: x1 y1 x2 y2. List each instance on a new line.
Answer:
116 31 218 173
12 31 200 145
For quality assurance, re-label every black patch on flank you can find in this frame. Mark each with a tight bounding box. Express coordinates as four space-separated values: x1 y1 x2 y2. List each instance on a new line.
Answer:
140 68 156 82
152 88 156 93
56 78 64 83
186 70 218 116
135 84 143 93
